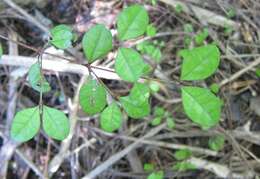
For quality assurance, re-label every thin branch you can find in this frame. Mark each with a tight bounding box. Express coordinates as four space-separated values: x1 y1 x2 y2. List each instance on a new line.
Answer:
0 55 120 80
82 123 166 179
187 157 253 178
2 0 49 34
220 57 260 87
159 0 240 28
48 75 89 177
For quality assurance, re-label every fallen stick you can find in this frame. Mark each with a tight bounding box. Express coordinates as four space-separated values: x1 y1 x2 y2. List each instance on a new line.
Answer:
82 123 167 179
159 0 240 28
187 157 253 178
220 57 260 87
0 55 120 80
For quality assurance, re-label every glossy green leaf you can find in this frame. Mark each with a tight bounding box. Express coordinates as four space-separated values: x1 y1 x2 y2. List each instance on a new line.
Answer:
100 103 122 132
11 107 40 142
50 24 73 49
173 162 196 171
115 48 146 82
42 105 70 140
82 24 112 63
181 87 222 129
28 62 51 93
208 134 225 151
180 44 220 80
79 79 107 115
120 96 150 119
147 171 164 179
174 149 192 160
117 5 149 40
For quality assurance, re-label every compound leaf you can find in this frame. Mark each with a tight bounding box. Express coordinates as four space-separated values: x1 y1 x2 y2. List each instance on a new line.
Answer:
115 48 146 82
11 107 40 142
180 45 220 80
117 5 149 40
181 87 222 129
82 24 112 63
28 62 51 93
79 79 107 115
42 105 70 140
100 103 122 132
50 24 73 49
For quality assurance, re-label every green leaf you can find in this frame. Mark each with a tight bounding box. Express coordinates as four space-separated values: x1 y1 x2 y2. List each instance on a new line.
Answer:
42 105 70 140
146 24 157 37
173 162 196 171
100 103 122 132
129 82 150 102
28 62 51 93
11 107 40 142
120 96 150 119
181 87 222 129
175 4 183 13
166 117 175 129
120 83 151 119
136 41 149 53
195 28 209 45
82 24 112 63
0 43 3 59
115 48 146 82
144 163 155 172
117 5 149 40
50 24 73 49
208 134 225 151
210 83 220 94
154 107 165 117
151 117 162 126
180 44 220 80
255 68 260 77
174 149 192 160
144 45 162 62
79 79 107 115
147 171 164 179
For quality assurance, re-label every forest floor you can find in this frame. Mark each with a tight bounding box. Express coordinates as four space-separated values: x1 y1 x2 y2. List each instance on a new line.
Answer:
0 0 260 178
